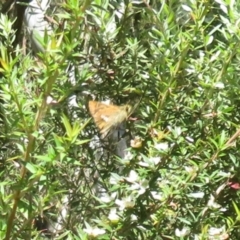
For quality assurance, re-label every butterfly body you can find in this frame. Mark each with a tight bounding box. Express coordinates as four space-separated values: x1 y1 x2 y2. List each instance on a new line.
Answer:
88 101 132 138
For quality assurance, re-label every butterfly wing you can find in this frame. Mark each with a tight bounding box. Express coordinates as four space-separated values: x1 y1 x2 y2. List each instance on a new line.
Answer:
88 101 130 138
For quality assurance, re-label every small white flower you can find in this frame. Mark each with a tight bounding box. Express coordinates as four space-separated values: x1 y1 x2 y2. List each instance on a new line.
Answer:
115 196 135 210
175 127 182 136
154 142 169 151
100 197 112 203
21 137 29 145
138 161 150 167
126 170 139 182
46 96 57 105
139 157 161 168
151 191 163 201
208 226 223 235
150 157 161 165
205 177 210 183
182 4 192 12
109 173 122 185
100 192 117 203
123 151 134 161
186 136 194 143
194 234 201 240
185 166 198 173
130 180 148 195
100 194 112 203
175 227 190 237
220 207 227 212
108 208 120 223
207 195 221 209
214 82 224 89
130 214 138 221
187 192 204 198
84 227 106 237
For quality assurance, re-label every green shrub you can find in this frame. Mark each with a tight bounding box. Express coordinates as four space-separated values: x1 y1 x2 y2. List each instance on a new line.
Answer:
1 0 240 239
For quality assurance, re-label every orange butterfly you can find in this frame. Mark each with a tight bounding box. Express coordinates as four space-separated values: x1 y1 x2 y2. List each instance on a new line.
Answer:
88 100 132 138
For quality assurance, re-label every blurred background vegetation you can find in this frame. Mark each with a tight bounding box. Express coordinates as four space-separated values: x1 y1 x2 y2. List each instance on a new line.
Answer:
0 0 240 239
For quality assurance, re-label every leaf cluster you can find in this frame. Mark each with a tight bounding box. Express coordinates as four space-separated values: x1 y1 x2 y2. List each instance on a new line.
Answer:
1 0 240 239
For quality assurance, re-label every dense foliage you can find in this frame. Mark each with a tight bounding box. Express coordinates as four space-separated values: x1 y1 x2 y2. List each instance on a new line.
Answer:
1 0 240 239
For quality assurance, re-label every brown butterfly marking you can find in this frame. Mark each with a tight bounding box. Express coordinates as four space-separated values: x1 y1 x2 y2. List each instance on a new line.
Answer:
88 100 132 138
